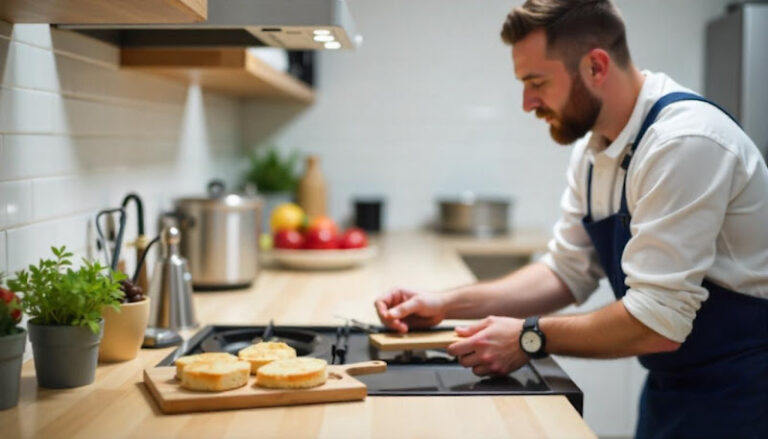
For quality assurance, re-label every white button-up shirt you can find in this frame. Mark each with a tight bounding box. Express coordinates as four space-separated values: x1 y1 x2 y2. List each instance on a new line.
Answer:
540 71 768 343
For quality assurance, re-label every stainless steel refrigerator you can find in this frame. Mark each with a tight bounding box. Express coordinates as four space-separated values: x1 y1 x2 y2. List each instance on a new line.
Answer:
705 1 768 160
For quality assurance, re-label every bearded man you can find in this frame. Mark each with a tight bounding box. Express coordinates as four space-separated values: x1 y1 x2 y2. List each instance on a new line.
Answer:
375 1 768 438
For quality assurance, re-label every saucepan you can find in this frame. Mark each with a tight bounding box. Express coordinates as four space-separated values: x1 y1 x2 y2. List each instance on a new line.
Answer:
437 193 512 236
172 180 263 289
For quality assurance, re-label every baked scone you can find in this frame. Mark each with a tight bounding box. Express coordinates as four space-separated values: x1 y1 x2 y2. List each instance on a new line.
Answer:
180 360 251 392
256 358 328 389
238 342 297 374
175 352 239 379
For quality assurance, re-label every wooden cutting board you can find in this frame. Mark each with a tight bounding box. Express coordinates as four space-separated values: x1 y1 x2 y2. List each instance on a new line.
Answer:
368 330 462 351
143 360 386 414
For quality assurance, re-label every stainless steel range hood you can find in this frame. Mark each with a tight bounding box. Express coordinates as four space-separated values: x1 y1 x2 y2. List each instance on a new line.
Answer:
58 0 361 50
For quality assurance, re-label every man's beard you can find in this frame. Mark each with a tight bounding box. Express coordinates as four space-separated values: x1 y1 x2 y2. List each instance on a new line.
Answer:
536 73 602 145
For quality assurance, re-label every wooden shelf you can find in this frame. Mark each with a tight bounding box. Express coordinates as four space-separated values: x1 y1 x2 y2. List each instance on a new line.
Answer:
0 0 206 24
121 48 316 103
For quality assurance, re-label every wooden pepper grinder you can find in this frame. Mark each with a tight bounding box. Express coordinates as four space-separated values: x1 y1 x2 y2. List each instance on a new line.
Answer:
298 155 327 218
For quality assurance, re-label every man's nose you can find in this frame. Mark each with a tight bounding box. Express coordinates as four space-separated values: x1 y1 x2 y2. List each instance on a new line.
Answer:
522 90 541 113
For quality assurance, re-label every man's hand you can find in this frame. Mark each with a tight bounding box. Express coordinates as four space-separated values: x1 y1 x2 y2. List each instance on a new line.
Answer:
374 288 446 333
447 316 528 376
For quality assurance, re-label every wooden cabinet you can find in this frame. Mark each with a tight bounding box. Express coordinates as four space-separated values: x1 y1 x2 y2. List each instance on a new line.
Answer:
0 0 206 24
121 48 315 102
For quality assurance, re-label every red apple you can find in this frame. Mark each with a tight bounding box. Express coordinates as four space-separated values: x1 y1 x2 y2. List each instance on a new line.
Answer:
304 227 339 250
274 229 306 250
339 228 368 249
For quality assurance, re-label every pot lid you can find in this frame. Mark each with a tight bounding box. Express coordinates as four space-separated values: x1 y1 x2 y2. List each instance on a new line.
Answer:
175 180 263 210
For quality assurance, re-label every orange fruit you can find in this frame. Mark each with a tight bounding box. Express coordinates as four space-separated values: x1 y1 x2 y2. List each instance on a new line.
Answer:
307 215 339 235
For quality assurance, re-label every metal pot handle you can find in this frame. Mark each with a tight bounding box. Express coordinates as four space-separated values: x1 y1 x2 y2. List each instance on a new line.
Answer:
207 179 226 197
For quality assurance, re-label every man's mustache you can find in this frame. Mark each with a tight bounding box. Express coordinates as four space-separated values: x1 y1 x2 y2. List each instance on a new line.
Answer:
536 108 556 119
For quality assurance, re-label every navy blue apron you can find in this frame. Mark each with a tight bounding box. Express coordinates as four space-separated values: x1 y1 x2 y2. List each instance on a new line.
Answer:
581 92 768 439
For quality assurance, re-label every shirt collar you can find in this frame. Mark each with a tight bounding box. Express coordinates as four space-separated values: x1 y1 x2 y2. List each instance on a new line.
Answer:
586 70 664 160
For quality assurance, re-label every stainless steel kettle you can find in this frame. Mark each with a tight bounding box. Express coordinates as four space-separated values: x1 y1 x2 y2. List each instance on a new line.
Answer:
174 180 263 289
147 226 198 331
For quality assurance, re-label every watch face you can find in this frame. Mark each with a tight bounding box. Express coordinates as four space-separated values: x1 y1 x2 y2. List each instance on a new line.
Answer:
521 331 542 353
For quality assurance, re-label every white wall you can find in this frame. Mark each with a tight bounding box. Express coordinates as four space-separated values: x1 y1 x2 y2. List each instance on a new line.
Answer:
0 22 245 275
243 1 732 437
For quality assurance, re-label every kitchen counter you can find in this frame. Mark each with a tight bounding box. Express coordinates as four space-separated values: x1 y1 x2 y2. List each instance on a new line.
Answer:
1 230 596 439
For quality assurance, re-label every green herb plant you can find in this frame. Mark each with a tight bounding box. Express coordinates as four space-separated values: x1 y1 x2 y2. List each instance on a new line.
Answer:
7 246 125 334
243 147 300 193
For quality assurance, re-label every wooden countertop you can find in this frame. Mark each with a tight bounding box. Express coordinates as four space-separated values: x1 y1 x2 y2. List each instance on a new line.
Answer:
2 230 596 439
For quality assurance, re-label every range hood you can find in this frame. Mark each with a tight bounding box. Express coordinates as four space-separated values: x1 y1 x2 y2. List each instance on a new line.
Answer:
58 0 361 50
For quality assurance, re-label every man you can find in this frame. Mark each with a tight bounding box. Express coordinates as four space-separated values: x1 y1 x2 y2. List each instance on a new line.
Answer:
374 1 768 438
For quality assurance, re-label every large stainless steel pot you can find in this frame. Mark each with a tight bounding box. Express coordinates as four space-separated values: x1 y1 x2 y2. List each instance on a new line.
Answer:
438 194 512 236
174 181 262 289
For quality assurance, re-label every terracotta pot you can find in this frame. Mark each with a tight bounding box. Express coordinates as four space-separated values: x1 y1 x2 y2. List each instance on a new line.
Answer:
99 298 150 362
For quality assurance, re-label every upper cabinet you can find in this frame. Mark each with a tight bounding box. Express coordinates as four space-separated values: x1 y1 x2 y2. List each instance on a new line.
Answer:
0 0 206 24
121 48 315 103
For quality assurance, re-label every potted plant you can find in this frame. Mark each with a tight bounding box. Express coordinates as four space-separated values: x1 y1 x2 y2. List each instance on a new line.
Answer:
98 278 150 363
0 275 25 410
7 246 124 388
243 147 300 233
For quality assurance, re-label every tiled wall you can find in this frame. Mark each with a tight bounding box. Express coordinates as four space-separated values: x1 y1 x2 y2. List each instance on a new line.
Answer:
0 22 245 276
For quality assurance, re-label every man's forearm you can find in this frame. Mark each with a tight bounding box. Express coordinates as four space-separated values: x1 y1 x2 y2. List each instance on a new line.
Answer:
441 262 575 319
540 300 681 358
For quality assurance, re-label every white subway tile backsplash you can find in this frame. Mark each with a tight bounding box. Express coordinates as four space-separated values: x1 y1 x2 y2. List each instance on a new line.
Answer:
0 135 79 180
0 87 187 137
0 39 61 94
32 176 101 221
7 24 117 68
0 88 58 133
0 20 243 277
0 38 188 107
0 181 34 227
7 24 58 50
6 213 91 272
0 231 7 274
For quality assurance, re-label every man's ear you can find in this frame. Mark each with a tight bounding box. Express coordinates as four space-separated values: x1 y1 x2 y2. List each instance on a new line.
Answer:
581 48 610 87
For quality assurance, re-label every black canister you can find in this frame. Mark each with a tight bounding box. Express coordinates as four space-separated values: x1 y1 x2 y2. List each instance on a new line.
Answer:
354 197 385 232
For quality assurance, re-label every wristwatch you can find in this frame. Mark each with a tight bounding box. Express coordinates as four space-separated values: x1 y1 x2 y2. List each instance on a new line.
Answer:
519 316 548 359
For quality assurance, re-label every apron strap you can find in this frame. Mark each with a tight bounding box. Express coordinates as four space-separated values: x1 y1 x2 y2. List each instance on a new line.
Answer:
617 92 740 215
585 163 594 221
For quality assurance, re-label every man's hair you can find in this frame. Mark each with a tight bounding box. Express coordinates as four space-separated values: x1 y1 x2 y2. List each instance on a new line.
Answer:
501 0 631 71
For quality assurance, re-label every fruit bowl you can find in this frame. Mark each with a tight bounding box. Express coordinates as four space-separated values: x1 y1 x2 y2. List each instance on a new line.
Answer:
267 246 378 270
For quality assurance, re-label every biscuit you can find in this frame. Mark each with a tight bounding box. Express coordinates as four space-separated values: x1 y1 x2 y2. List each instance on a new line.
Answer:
175 352 239 379
256 358 328 389
180 360 251 392
238 342 297 374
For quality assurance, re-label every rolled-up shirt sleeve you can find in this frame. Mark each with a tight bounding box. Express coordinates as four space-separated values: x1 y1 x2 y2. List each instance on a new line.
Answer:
621 132 742 343
540 143 604 304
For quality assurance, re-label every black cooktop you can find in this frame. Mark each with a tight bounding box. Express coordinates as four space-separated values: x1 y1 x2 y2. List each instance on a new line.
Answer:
159 325 583 415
